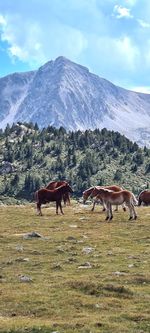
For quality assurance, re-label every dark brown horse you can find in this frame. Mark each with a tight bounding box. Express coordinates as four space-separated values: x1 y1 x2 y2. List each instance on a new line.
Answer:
138 190 150 206
46 180 70 205
35 184 73 216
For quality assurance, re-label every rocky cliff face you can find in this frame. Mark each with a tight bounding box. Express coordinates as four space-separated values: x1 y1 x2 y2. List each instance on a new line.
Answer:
0 56 150 146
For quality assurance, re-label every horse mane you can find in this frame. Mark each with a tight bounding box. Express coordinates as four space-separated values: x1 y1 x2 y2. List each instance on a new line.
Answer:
53 183 68 191
99 188 114 193
139 189 149 194
83 186 94 194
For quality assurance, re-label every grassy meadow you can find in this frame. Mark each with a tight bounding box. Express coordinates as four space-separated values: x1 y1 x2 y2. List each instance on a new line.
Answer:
0 201 150 333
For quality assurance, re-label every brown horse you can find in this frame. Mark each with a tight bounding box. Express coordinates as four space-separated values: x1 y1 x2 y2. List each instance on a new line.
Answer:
46 180 70 205
35 184 73 216
138 190 150 206
83 185 126 211
91 188 137 221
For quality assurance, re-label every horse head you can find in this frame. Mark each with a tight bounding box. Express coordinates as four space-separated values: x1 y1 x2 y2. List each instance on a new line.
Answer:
90 186 100 198
65 184 73 193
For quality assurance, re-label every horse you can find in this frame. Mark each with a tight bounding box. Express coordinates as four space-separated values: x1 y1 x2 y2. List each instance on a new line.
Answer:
46 180 70 205
90 188 137 221
83 185 126 212
138 190 150 206
35 183 73 216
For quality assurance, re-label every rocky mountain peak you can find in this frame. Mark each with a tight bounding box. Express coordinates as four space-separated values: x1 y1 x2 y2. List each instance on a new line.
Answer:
0 56 150 146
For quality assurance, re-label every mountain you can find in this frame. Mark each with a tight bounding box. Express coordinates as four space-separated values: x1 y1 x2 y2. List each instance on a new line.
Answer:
0 56 150 146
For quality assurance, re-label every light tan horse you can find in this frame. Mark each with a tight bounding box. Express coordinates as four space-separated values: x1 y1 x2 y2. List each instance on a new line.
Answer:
90 188 137 221
83 185 126 212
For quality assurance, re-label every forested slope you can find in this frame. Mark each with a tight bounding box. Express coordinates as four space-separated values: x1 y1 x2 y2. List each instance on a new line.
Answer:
0 123 150 203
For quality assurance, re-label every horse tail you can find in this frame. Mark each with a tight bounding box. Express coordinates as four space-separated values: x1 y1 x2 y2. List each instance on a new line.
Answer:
138 195 142 206
35 190 39 203
131 193 138 206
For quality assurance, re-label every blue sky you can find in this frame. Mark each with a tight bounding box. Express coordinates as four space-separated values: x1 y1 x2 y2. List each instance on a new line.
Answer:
0 0 150 92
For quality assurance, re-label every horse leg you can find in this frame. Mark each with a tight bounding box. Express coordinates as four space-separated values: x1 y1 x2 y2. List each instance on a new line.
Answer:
67 193 70 206
59 200 64 215
127 203 133 220
37 203 42 216
114 205 118 212
108 203 113 221
105 203 110 221
56 201 59 214
122 203 126 211
102 200 106 212
36 203 39 215
63 194 66 207
91 200 96 211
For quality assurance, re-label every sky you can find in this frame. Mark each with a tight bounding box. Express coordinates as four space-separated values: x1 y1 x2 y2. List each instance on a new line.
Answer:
0 0 150 93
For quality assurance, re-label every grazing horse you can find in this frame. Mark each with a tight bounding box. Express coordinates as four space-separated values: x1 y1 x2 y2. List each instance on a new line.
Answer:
83 185 126 212
35 184 73 216
46 180 70 205
90 188 137 221
138 190 150 206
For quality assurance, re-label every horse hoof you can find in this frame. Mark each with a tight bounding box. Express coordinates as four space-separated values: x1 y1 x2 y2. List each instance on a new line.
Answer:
123 207 126 212
134 216 137 220
129 216 133 220
105 216 109 221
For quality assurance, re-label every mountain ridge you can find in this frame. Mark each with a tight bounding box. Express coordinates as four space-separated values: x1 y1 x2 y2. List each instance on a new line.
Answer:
0 56 150 146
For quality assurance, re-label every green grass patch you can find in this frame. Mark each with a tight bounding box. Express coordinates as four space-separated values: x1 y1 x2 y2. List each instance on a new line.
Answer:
0 203 150 333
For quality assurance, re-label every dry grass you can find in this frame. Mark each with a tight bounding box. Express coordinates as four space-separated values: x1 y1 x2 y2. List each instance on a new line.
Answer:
0 201 150 333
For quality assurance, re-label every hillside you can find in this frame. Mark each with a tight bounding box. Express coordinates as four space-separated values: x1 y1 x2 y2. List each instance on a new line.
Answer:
0 56 150 146
0 123 150 203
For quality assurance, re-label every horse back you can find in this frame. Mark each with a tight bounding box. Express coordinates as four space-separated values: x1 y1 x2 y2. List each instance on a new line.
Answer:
37 188 62 203
105 185 123 192
46 180 67 190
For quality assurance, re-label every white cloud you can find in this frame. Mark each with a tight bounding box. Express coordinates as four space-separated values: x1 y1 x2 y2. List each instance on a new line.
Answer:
131 86 150 94
0 14 7 26
113 5 133 19
8 45 28 60
0 14 87 67
94 35 139 72
137 19 150 28
125 0 137 7
144 39 150 68
0 0 150 90
116 36 139 68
